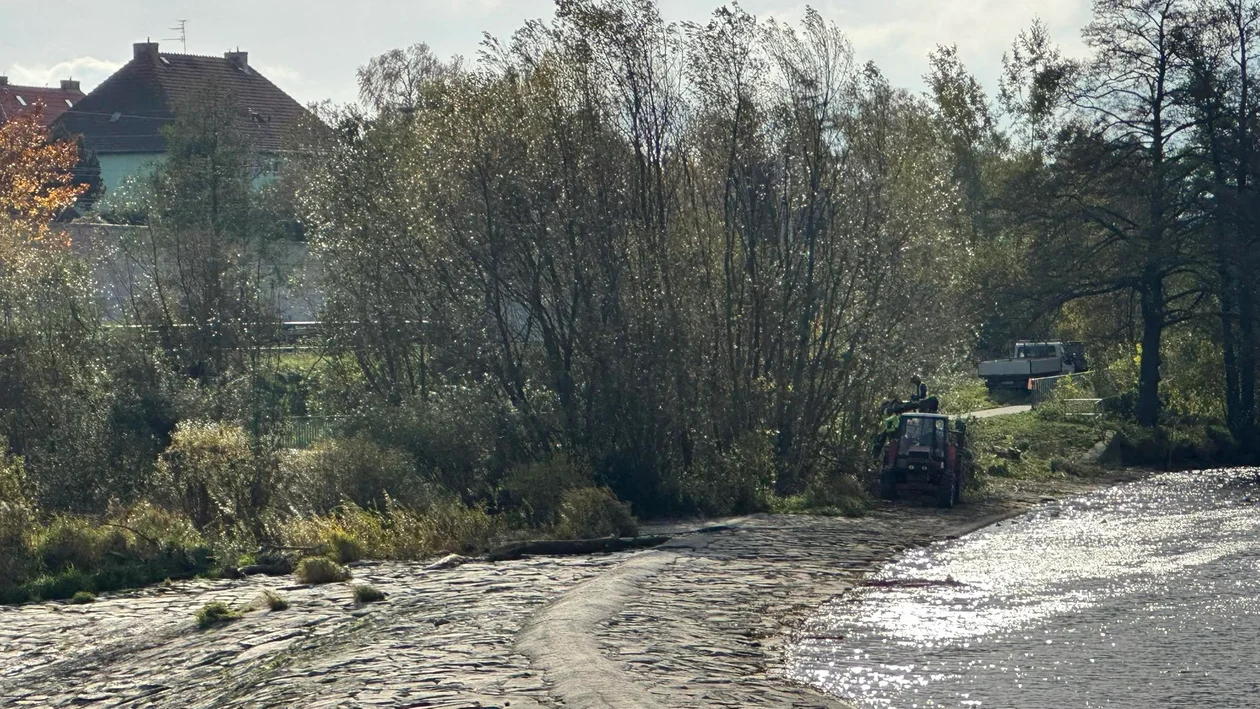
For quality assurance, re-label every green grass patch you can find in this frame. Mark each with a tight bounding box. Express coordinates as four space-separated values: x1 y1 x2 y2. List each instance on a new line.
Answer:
0 503 220 606
967 412 1104 480
195 601 242 629
937 378 999 415
770 473 869 517
294 556 352 584
935 376 1029 415
70 590 96 604
352 583 385 603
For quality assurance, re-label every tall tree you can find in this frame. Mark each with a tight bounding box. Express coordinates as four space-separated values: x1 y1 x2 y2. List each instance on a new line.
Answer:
927 44 998 242
1184 0 1259 440
0 113 108 510
1053 0 1201 426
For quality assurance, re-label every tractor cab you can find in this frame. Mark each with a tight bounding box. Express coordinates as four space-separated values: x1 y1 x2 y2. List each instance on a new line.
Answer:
878 413 968 507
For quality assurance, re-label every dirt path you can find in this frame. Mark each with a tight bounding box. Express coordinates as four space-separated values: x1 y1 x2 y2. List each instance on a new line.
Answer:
0 477 1125 709
528 478 1110 709
965 404 1033 418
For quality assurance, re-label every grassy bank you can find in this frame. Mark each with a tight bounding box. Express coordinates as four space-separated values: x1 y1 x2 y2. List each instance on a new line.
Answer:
968 412 1107 481
3 384 1245 605
0 490 640 605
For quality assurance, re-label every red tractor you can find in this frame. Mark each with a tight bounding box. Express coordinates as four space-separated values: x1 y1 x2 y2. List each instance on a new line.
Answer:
877 413 969 508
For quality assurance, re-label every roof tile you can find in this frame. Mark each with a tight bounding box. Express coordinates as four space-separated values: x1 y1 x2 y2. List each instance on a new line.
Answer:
0 82 86 126
53 50 308 154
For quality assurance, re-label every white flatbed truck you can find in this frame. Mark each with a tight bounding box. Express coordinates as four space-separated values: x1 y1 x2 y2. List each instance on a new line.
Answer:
978 341 1087 390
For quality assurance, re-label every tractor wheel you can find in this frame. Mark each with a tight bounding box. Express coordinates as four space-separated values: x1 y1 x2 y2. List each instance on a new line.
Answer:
936 473 956 508
878 470 898 500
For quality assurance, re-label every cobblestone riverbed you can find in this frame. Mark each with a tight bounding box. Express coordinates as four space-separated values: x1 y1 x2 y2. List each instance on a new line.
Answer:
0 478 1116 708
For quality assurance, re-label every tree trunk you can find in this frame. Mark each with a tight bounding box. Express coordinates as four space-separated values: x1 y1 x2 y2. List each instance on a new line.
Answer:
1137 274 1164 427
1238 277 1257 441
1218 247 1244 437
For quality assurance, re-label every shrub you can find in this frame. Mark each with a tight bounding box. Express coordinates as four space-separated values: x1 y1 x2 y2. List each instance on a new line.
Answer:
259 590 289 611
153 420 283 539
328 530 364 563
294 556 351 584
71 591 97 604
682 433 775 516
804 474 869 517
281 437 424 513
26 568 91 601
281 503 392 560
936 376 996 415
195 601 242 628
771 472 869 517
500 453 593 527
412 499 496 555
345 389 520 501
1 503 219 605
555 487 638 539
352 584 385 603
0 455 35 590
0 453 29 506
35 516 108 574
986 461 1013 478
0 502 35 589
109 501 204 548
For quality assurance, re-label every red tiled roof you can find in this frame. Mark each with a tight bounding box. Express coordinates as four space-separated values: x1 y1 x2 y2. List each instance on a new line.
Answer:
0 81 86 126
53 45 309 154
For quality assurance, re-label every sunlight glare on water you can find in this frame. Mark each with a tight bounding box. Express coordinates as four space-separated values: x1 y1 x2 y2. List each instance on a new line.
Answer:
786 470 1260 708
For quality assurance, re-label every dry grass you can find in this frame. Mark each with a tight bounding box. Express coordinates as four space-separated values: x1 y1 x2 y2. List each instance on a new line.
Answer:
294 556 351 584
259 589 289 611
352 584 385 603
555 487 638 539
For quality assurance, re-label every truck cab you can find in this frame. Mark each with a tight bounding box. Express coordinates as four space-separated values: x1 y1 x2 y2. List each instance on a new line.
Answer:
1014 341 1087 371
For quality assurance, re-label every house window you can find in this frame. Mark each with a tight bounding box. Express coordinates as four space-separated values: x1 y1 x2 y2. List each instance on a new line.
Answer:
65 99 73 107
15 96 26 106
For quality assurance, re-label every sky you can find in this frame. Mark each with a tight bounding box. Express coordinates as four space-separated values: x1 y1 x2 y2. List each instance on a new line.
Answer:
0 0 1093 107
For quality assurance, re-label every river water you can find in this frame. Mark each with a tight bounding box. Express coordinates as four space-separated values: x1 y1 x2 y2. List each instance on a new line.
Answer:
786 470 1260 708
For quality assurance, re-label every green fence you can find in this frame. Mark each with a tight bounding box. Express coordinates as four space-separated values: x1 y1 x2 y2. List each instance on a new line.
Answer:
273 416 346 449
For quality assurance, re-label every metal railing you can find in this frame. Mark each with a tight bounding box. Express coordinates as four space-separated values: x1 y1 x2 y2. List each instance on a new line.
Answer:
1028 371 1093 407
272 416 346 449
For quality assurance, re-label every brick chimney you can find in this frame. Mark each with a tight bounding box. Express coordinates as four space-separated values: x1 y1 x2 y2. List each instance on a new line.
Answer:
225 50 249 70
0 76 8 87
60 79 80 92
133 41 160 62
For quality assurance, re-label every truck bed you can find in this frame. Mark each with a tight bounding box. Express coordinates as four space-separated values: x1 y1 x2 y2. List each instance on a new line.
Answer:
978 357 1061 379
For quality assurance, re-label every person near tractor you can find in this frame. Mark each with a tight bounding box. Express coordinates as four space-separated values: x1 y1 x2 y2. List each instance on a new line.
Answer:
871 413 901 460
909 374 941 413
910 375 928 402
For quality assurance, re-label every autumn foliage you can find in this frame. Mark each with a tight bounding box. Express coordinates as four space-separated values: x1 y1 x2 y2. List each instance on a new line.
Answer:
0 110 86 230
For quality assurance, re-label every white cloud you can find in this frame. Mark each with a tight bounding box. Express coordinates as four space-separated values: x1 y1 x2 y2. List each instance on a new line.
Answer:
5 56 122 92
257 63 302 84
745 0 1092 93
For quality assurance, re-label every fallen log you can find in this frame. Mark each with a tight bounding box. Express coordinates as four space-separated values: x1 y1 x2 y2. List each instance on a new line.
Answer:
863 576 967 589
488 535 671 562
239 563 293 577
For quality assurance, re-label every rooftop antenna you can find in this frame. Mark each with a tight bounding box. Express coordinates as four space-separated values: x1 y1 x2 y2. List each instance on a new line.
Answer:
166 20 188 53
